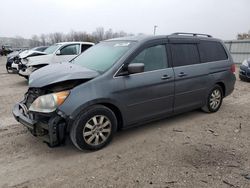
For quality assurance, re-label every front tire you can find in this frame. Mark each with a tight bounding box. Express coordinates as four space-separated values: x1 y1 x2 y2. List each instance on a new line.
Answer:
202 85 223 113
70 105 117 151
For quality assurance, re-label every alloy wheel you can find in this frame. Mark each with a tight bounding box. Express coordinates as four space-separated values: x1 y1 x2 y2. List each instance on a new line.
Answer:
209 89 222 110
83 115 111 146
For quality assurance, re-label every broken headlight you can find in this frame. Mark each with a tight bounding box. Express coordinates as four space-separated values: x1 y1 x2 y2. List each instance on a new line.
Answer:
29 90 70 113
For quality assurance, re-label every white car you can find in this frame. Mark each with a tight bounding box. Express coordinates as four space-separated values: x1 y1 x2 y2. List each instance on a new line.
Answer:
18 42 94 78
11 46 48 72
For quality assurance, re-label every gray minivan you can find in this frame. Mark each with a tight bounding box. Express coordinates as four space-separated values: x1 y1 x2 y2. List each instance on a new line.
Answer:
13 33 236 151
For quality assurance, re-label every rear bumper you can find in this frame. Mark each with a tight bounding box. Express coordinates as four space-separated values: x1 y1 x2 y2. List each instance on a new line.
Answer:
13 103 67 147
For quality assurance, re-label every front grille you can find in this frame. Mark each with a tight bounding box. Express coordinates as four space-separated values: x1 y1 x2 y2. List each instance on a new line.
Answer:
18 64 26 71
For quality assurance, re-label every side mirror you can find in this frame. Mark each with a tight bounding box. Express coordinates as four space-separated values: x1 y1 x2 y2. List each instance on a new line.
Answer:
55 50 61 55
128 63 144 74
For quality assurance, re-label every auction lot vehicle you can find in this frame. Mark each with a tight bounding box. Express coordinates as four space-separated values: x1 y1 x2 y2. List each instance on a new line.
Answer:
18 42 94 78
0 45 13 56
13 33 236 151
6 46 48 73
239 58 250 82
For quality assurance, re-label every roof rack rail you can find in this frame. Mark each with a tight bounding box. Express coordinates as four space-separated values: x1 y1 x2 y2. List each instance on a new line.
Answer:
171 32 212 38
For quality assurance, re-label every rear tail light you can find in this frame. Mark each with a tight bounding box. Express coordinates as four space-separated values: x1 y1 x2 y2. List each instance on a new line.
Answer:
231 64 236 73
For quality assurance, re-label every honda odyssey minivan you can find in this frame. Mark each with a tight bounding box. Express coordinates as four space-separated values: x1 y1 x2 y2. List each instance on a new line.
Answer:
13 33 236 151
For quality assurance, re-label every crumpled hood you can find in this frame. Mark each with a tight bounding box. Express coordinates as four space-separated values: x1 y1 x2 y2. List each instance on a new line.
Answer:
26 54 53 66
19 50 46 59
7 51 20 59
29 62 100 88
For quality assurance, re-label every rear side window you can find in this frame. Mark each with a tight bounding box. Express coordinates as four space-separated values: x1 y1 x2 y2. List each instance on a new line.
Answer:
171 44 200 67
198 41 228 63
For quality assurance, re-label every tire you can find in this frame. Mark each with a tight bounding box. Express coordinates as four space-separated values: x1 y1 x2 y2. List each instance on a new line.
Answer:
202 85 223 113
6 61 13 73
239 75 250 82
6 65 12 73
70 105 117 151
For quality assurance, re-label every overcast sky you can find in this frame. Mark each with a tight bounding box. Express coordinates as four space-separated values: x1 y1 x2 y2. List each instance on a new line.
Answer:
0 0 249 40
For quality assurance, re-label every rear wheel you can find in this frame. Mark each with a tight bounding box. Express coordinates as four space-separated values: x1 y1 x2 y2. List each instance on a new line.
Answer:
202 85 223 113
70 105 117 151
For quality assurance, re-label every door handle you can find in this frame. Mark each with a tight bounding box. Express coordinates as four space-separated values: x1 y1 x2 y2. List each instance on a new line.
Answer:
178 72 187 77
161 75 172 80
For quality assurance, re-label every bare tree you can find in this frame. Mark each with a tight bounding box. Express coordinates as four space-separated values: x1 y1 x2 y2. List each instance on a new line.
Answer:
29 35 42 47
14 36 25 48
104 28 113 39
39 34 47 45
4 27 132 48
93 27 105 42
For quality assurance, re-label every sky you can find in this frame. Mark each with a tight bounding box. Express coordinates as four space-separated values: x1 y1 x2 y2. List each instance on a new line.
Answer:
0 0 249 40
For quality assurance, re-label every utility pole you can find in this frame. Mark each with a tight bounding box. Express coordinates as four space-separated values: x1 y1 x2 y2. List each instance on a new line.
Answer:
154 25 158 35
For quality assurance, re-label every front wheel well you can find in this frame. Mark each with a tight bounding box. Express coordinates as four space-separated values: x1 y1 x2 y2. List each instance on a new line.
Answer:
98 103 123 131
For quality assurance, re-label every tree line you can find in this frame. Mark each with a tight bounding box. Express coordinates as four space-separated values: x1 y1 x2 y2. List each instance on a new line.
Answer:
29 27 133 47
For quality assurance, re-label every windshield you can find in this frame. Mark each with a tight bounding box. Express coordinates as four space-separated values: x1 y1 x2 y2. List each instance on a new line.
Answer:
44 44 60 54
71 41 135 72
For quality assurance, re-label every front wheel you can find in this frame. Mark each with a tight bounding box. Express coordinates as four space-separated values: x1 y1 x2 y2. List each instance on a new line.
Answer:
6 65 12 73
70 105 117 151
202 85 223 113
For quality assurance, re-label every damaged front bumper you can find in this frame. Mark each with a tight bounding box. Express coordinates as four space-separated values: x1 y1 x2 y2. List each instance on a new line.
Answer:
12 102 67 147
18 66 32 77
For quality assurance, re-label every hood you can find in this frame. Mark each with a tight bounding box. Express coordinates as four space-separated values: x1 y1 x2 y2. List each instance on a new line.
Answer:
7 51 20 59
29 62 100 88
19 50 46 59
26 54 53 66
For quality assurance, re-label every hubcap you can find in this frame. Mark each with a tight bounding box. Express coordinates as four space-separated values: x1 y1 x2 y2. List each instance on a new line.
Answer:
83 115 111 146
209 89 221 110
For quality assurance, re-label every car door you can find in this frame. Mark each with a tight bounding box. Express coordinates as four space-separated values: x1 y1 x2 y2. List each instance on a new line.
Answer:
54 44 80 63
116 42 175 125
170 39 209 113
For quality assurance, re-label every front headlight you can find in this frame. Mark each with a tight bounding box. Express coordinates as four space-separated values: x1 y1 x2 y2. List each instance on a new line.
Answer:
29 91 70 113
242 60 249 67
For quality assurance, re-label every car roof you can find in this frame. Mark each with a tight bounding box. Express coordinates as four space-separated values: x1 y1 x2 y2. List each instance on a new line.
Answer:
105 34 221 43
55 41 95 45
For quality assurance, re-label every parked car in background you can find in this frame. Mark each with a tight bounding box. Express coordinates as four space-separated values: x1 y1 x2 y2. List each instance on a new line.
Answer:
239 58 250 82
6 49 24 73
18 42 94 79
13 33 236 151
0 45 13 56
6 46 48 73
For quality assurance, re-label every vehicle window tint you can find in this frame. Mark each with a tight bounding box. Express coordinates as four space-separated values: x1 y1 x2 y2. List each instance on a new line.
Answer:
198 41 228 62
81 44 92 53
130 45 167 72
171 44 199 67
60 44 80 55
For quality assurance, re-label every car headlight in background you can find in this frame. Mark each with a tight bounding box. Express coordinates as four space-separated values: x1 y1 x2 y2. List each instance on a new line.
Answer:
242 59 249 68
29 91 70 113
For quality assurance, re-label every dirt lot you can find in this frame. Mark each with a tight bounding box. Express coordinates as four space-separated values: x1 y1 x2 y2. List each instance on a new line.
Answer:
0 56 249 188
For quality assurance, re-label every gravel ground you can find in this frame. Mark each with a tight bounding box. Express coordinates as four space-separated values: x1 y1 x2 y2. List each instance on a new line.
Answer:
0 56 249 188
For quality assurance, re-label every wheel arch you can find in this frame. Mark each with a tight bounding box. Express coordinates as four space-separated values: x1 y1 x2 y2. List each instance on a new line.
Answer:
68 99 125 131
215 81 226 97
98 103 124 131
